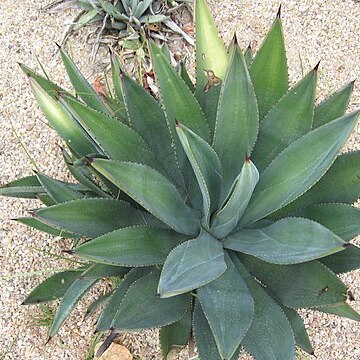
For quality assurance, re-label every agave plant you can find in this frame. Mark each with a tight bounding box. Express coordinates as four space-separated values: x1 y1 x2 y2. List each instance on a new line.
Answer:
2 0 360 358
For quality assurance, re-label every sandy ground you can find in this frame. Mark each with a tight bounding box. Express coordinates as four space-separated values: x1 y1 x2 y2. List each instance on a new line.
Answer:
0 0 359 359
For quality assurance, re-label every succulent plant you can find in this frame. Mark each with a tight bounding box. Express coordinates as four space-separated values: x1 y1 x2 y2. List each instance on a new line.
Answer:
2 0 360 358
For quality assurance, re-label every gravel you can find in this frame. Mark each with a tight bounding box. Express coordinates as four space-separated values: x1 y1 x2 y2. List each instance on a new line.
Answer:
0 0 359 359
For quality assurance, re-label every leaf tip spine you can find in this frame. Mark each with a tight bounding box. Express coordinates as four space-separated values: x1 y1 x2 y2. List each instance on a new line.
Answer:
232 32 239 46
343 242 351 248
175 119 180 127
62 249 74 255
84 156 94 166
313 61 321 72
245 153 250 163
277 4 282 18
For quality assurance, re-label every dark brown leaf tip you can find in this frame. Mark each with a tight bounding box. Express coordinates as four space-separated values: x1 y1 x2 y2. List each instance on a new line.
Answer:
45 336 52 345
155 293 161 298
277 4 282 18
62 249 74 255
28 210 36 217
175 119 180 127
232 32 239 46
343 242 351 248
54 42 62 50
313 61 321 72
84 156 94 166
245 153 250 163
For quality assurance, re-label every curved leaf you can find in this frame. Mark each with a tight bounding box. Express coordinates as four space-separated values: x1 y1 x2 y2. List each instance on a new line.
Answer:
91 159 200 235
0 175 44 198
158 230 226 298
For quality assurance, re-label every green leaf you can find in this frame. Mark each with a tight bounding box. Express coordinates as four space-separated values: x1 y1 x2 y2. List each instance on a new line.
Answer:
213 41 259 193
291 203 360 241
244 45 253 67
316 302 360 322
194 0 228 136
273 150 360 217
232 255 295 360
23 269 84 304
36 172 84 203
250 13 288 120
241 112 359 225
120 72 185 189
73 9 100 31
179 60 195 92
197 253 254 359
84 292 112 320
313 81 354 128
239 254 348 308
80 263 129 278
59 46 110 114
210 159 259 238
251 67 317 172
160 306 192 358
158 230 226 298
193 300 240 360
74 226 189 266
48 276 97 339
225 218 345 264
111 269 190 330
0 175 43 198
34 198 154 238
96 267 150 331
176 122 222 225
16 217 78 239
29 78 97 157
320 245 360 274
91 159 200 235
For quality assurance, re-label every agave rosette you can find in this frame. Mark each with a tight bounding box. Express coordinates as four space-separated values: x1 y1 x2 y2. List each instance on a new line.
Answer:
2 0 360 358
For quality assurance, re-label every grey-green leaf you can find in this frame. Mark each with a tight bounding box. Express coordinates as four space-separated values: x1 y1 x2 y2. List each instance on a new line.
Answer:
320 245 360 274
74 226 189 266
197 253 254 359
91 159 200 235
316 303 360 322
225 217 345 264
241 111 359 225
158 230 226 298
213 41 259 193
0 175 44 199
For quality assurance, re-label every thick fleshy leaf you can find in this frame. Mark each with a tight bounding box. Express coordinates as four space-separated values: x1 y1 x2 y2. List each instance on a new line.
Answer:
74 226 189 266
80 263 129 279
273 150 360 217
320 245 360 274
195 0 228 135
213 41 259 193
90 159 200 235
36 172 84 203
61 95 164 173
0 175 44 198
232 255 295 360
239 254 348 308
241 112 359 225
244 45 253 67
112 269 190 330
34 198 154 238
158 230 226 298
176 122 222 225
59 46 110 114
291 203 360 241
316 303 360 321
48 276 97 339
23 269 84 304
250 13 288 120
251 68 317 172
120 72 185 189
29 78 97 157
193 300 240 360
96 267 150 331
225 218 345 264
197 253 254 359
313 81 354 128
160 306 192 358
84 292 112 320
210 159 259 238
179 60 195 92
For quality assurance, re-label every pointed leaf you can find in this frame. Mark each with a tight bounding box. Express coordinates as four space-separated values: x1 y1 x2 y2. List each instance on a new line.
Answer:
232 255 295 360
23 269 84 304
242 112 359 225
91 159 200 235
160 306 192 358
158 230 226 298
250 14 288 119
320 245 360 274
316 302 360 321
34 198 154 238
74 226 189 266
29 78 97 157
97 267 150 331
291 203 360 241
239 254 348 308
176 122 222 225
213 43 259 192
225 218 345 264
112 269 190 330
179 60 195 92
197 253 254 359
0 175 44 198
80 263 129 279
252 68 317 172
211 159 259 238
59 47 110 114
244 45 253 67
313 81 354 128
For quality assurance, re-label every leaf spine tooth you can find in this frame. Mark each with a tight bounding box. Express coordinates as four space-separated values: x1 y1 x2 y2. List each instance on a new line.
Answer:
313 61 321 72
277 4 282 18
246 153 250 163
